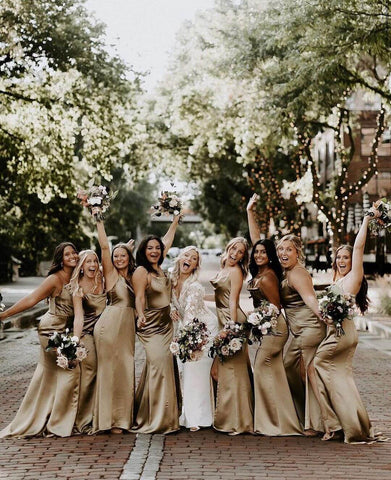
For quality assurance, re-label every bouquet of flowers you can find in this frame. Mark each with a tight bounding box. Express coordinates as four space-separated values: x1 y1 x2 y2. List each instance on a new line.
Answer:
77 182 117 221
152 184 182 219
367 198 391 236
46 329 88 369
246 300 279 344
209 320 246 362
0 293 4 312
319 286 355 337
170 318 210 362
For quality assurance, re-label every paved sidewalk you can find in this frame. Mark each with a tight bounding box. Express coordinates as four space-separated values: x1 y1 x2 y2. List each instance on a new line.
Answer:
1 327 390 480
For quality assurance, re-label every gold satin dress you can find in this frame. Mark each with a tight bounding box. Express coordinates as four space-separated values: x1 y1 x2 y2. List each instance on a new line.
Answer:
92 275 136 432
248 280 302 436
280 268 326 432
313 281 374 443
133 274 181 434
74 292 107 433
210 274 253 434
1 285 79 438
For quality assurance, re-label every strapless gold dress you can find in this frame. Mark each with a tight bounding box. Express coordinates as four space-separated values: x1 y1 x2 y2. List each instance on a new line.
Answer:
133 274 180 434
93 275 136 432
210 274 253 434
1 285 79 438
280 269 326 432
313 282 375 443
74 292 106 433
248 281 302 435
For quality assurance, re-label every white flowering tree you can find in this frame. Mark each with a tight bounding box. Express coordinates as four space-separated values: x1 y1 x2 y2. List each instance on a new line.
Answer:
0 0 145 272
154 0 390 246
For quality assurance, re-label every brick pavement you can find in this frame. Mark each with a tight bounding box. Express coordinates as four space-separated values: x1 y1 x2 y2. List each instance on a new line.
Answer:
1 327 391 480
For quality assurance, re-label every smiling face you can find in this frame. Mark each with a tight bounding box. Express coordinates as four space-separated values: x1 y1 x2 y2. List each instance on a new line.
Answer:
179 249 199 275
63 246 79 269
335 247 352 277
277 240 298 270
113 247 129 270
226 241 246 267
145 239 162 265
82 253 99 279
253 244 269 268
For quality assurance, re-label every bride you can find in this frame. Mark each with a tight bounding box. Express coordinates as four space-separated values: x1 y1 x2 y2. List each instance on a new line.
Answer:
171 246 219 431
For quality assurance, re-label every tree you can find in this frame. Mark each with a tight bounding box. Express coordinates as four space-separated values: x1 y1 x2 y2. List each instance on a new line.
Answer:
0 0 145 274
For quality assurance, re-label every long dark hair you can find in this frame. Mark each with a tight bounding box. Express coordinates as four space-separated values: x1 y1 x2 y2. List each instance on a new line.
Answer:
332 245 369 314
47 242 78 276
136 235 165 273
249 239 283 282
112 243 135 276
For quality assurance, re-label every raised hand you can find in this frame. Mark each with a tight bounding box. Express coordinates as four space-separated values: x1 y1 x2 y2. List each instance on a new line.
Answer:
247 193 260 212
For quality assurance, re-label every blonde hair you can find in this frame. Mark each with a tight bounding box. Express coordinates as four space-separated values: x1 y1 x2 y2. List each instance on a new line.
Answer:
171 246 201 288
221 237 249 276
70 249 102 297
276 234 305 265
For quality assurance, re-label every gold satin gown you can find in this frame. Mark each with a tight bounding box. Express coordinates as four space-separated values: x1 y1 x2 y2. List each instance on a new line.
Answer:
133 274 181 434
210 274 253 434
74 292 107 434
313 282 375 443
248 280 302 436
93 275 136 432
280 267 326 432
1 285 79 438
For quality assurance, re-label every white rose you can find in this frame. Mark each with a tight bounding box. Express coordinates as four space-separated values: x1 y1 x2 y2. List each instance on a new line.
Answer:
88 196 103 206
261 327 269 336
263 321 271 329
169 199 178 207
170 342 180 355
71 336 79 344
221 346 230 356
248 313 259 325
229 338 242 352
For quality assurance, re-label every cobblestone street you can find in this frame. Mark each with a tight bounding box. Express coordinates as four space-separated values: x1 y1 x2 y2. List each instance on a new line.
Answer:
1 324 390 480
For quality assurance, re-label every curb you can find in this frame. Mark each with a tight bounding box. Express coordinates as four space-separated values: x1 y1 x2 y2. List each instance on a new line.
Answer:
354 314 391 339
1 305 48 332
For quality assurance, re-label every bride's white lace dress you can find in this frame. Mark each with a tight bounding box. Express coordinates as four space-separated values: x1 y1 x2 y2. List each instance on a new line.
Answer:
172 279 219 429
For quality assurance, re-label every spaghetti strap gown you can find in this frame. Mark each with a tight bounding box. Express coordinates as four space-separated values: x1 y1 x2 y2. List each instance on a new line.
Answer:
93 275 136 432
74 292 107 433
280 268 326 432
313 281 375 443
248 279 302 436
210 274 253 434
133 275 181 434
0 285 79 438
172 280 219 429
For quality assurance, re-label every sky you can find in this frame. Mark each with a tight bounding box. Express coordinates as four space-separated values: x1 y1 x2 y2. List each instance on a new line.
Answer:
85 0 216 91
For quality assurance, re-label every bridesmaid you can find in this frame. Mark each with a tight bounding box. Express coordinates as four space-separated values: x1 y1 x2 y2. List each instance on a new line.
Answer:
312 208 380 443
0 242 79 438
277 234 326 435
171 246 219 432
92 209 136 434
210 237 253 435
70 250 106 434
132 215 181 434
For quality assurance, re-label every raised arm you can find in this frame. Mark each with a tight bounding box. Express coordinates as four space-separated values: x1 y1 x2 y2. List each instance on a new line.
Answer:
0 275 58 322
162 214 180 257
229 268 244 323
289 268 321 320
133 266 148 329
93 208 116 288
246 194 261 245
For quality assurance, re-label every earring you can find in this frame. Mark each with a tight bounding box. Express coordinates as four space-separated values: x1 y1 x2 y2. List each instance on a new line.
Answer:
61 262 63 268
80 268 84 275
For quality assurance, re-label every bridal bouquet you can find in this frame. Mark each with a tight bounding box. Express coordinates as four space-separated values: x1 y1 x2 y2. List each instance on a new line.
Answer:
170 318 210 362
77 182 117 221
46 329 88 369
246 300 279 344
319 286 355 337
367 198 391 236
152 184 182 218
209 320 246 362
